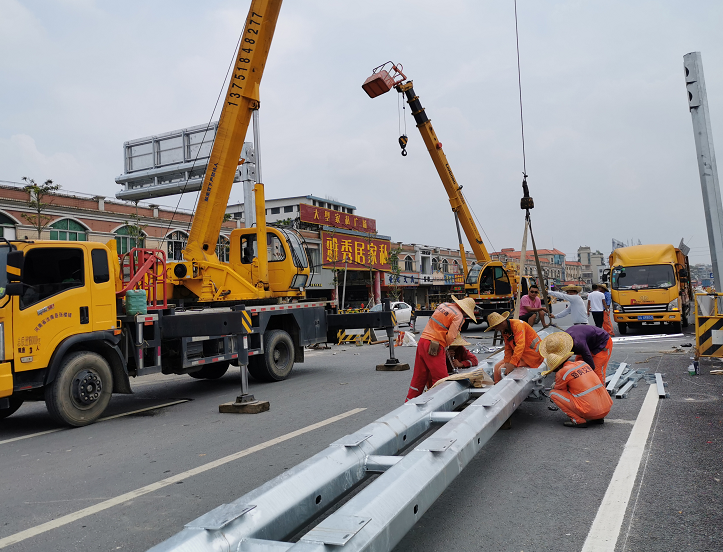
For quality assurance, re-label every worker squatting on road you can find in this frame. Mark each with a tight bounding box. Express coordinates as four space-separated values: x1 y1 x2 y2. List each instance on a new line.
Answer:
565 324 614 383
446 335 479 373
540 332 613 428
485 311 544 383
406 297 478 401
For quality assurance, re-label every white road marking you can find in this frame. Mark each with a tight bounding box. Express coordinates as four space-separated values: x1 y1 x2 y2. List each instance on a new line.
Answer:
0 407 366 549
581 384 659 552
0 400 190 446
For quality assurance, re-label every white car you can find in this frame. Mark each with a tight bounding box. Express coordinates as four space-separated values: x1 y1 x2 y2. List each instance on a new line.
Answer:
369 301 413 326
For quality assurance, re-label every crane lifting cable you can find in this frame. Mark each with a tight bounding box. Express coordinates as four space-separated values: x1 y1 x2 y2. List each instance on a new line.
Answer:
510 0 552 328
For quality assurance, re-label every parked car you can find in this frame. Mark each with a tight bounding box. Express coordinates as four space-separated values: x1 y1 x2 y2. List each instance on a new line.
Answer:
369 301 413 326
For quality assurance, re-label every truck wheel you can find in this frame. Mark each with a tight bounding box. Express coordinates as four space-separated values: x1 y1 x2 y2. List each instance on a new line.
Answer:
0 397 24 420
45 351 113 427
617 323 627 335
248 330 295 382
189 361 230 380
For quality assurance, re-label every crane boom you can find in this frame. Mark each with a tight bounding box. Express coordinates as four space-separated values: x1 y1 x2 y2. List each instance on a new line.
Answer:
184 0 282 262
397 81 491 266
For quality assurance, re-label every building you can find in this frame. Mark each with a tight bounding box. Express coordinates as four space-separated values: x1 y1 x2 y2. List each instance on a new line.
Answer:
0 181 237 260
564 260 582 282
490 247 567 285
577 246 606 286
226 195 357 226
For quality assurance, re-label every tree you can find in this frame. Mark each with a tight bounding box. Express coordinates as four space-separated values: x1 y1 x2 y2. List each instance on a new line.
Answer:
387 246 403 301
21 177 60 238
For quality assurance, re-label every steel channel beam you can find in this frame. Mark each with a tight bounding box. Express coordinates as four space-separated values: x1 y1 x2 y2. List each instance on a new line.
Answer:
606 362 628 393
655 373 668 398
282 367 543 551
147 383 472 552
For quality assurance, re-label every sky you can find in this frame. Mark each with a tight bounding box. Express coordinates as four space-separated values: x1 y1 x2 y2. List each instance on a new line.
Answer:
1 0 722 264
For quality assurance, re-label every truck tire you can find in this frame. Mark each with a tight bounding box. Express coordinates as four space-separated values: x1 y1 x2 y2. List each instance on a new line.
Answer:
189 361 230 380
248 330 295 382
0 397 23 420
617 323 627 335
45 351 113 427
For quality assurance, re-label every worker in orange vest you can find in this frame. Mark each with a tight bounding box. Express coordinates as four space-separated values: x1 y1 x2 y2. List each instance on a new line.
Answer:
406 296 477 401
485 311 543 383
540 332 613 428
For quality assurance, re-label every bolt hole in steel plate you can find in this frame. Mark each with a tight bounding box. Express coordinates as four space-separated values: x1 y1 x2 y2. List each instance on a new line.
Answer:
184 504 256 531
302 515 372 546
674 393 719 403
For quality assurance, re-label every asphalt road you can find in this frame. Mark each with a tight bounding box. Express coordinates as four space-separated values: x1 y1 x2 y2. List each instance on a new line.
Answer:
0 305 720 552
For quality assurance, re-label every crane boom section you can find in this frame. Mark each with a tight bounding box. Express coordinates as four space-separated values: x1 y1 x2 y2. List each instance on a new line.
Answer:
398 83 491 263
184 0 282 263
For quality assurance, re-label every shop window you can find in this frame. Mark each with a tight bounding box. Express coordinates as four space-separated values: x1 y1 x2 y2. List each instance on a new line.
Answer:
49 219 87 241
166 230 188 261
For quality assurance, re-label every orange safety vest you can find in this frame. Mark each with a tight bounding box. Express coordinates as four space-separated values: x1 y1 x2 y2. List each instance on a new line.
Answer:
420 303 464 346
553 359 613 415
502 319 543 368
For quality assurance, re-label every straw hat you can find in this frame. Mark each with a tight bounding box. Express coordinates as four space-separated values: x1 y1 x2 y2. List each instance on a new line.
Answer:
597 283 609 292
484 311 510 332
539 332 574 375
452 296 477 322
449 335 471 347
561 285 582 292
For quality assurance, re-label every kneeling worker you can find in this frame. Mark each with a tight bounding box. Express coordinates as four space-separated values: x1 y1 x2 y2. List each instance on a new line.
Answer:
566 324 614 383
539 332 613 428
485 311 544 383
406 297 478 401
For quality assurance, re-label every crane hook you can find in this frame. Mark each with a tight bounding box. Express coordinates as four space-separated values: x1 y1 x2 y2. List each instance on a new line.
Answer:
398 134 408 156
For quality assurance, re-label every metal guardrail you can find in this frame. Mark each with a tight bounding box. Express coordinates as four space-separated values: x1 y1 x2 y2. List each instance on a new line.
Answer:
147 333 549 552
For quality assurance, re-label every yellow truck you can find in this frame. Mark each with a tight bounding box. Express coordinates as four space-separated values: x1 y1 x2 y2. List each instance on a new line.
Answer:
605 244 692 335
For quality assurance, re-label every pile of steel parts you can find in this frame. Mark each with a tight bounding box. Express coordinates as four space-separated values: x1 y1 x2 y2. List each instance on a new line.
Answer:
604 361 669 399
146 334 551 552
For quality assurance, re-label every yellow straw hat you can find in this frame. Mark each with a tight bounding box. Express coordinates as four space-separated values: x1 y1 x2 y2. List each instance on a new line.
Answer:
484 311 510 332
449 335 471 347
539 332 575 375
452 296 478 322
561 285 582 292
597 283 609 292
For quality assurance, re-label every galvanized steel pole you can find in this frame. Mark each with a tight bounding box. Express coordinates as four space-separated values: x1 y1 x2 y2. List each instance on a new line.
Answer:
684 52 723 289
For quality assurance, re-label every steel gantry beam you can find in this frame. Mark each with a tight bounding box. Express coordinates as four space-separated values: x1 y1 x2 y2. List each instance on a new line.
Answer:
147 332 551 552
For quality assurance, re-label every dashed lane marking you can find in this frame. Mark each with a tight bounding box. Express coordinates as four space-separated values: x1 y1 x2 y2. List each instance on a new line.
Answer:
0 407 366 549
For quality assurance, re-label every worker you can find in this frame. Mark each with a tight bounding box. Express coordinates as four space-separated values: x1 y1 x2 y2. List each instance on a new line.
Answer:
485 311 544 383
540 332 613 427
565 324 614 383
518 284 548 326
598 283 615 336
406 296 477 401
445 335 479 374
548 285 588 325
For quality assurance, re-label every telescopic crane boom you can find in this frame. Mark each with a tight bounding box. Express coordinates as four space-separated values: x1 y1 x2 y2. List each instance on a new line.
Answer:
362 62 516 321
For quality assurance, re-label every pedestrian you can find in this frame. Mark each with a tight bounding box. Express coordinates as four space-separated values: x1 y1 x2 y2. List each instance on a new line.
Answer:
587 284 607 328
598 283 615 336
548 285 588 325
445 335 479 374
406 297 478 401
485 311 544 383
410 304 417 332
518 284 548 326
565 324 614 383
539 332 613 428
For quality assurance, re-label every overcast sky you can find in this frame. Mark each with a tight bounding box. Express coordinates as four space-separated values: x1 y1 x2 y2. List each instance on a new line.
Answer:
1 0 722 264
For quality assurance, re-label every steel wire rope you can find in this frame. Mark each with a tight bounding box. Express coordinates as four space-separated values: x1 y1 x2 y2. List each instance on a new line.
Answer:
156 30 246 249
514 0 527 177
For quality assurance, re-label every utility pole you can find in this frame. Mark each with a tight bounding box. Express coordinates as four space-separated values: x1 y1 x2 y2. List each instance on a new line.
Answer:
684 52 723 289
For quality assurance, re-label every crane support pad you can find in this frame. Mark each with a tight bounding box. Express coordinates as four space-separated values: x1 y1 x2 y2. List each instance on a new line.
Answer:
326 312 394 330
160 311 247 339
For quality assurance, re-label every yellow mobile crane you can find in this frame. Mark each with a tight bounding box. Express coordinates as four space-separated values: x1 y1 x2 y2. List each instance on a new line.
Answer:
362 63 516 324
0 0 391 425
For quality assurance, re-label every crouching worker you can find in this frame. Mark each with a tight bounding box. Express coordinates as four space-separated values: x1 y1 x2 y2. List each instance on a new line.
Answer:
539 332 613 428
566 324 614 384
406 297 478 401
485 311 544 383
446 335 479 374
